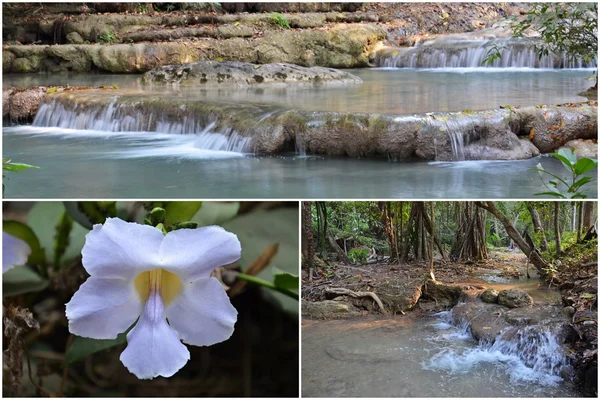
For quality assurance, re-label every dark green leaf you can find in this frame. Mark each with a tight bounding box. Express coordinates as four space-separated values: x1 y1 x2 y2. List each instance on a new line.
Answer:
63 332 128 367
572 176 593 189
53 212 73 269
3 266 48 297
574 157 598 175
273 267 299 290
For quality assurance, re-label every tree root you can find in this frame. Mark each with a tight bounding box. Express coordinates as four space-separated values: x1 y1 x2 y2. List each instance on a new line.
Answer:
325 287 387 314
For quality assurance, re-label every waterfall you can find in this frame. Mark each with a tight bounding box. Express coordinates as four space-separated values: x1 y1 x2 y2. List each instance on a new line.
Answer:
377 38 597 69
425 309 572 386
32 98 252 153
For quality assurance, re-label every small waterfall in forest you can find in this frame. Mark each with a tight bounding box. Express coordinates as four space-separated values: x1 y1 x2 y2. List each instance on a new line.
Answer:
377 37 597 69
32 98 252 153
425 310 571 386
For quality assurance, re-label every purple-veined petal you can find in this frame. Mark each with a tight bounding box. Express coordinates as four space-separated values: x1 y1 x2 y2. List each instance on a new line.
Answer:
165 277 237 346
66 276 142 339
159 226 241 280
3 232 31 273
120 290 190 379
82 218 164 279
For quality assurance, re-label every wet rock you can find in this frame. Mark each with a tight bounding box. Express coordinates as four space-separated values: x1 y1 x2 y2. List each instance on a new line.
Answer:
5 87 46 121
143 61 362 86
498 289 534 308
481 288 499 303
302 300 356 319
421 280 462 308
514 104 598 153
561 140 598 159
66 32 84 44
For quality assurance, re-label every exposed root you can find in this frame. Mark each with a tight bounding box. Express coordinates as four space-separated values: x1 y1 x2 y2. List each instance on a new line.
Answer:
325 287 387 314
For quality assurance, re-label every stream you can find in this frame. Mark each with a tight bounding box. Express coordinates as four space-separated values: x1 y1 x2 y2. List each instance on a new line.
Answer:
302 265 578 397
3 68 596 199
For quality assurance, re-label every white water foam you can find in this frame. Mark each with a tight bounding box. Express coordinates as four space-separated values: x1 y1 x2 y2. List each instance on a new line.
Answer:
423 311 570 387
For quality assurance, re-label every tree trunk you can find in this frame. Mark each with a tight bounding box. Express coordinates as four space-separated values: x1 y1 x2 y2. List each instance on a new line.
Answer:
582 202 596 233
451 202 488 261
328 232 351 265
555 202 562 257
301 202 315 280
429 202 436 281
476 202 549 275
527 203 548 252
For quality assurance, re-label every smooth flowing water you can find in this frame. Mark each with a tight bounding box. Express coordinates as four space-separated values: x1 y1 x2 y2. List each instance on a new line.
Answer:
3 69 596 198
3 69 594 115
302 271 576 398
3 128 596 198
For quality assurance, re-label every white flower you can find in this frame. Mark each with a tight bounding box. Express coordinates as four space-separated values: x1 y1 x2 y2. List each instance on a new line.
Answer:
3 231 31 273
65 218 240 380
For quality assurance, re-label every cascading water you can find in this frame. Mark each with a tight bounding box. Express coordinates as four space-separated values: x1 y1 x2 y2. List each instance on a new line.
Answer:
32 98 252 154
377 38 597 69
425 309 571 386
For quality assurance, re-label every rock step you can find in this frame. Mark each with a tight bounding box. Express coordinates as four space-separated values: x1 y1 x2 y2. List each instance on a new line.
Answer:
3 24 386 73
15 90 597 161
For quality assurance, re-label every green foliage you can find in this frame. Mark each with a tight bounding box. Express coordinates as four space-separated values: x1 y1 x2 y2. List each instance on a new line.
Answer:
535 148 597 198
53 212 73 270
2 266 49 297
3 158 38 193
348 248 368 264
272 267 299 290
483 3 598 65
164 201 203 228
98 28 116 43
270 12 291 29
63 332 128 367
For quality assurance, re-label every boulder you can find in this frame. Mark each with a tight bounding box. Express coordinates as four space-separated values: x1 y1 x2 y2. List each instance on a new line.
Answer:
421 280 462 308
301 300 356 319
481 288 499 303
561 140 598 159
6 87 46 121
143 61 362 85
498 289 534 308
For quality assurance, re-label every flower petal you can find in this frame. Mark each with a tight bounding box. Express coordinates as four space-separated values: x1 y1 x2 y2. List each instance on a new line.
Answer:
3 232 31 273
65 277 142 339
159 226 241 280
165 277 237 346
120 290 190 379
82 218 164 279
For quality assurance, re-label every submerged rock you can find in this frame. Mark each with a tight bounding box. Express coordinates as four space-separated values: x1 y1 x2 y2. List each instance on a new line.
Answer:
143 61 362 85
481 288 499 303
498 289 534 308
302 300 356 319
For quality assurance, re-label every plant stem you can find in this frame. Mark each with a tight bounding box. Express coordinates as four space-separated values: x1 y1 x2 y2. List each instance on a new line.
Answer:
236 273 299 301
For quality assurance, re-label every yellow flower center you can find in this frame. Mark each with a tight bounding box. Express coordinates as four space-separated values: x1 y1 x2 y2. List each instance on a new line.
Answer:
134 269 183 306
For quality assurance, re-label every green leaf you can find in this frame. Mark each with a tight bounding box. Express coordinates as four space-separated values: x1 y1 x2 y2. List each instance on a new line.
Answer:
63 332 128 367
2 266 48 297
556 147 578 165
3 220 45 265
572 176 593 189
534 192 567 198
192 202 239 227
273 267 299 290
28 203 88 264
164 202 203 227
574 157 598 175
223 208 298 314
